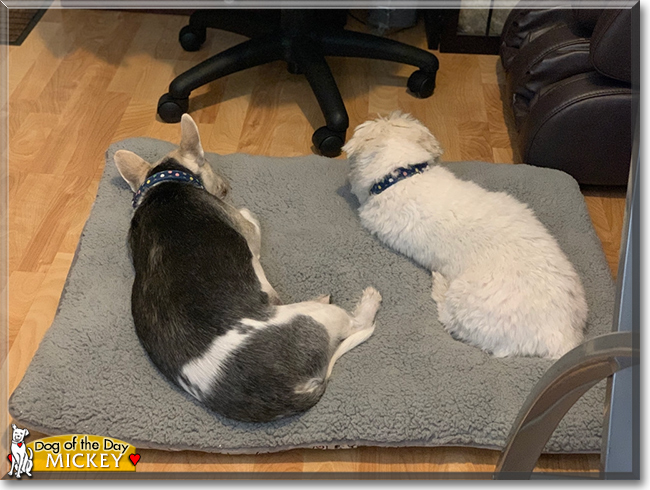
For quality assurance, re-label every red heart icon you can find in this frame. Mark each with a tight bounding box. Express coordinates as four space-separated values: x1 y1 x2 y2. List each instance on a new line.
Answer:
7 454 11 462
17 443 22 448
129 454 140 466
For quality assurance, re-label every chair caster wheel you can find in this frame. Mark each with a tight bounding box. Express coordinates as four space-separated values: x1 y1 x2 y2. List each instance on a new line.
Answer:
407 70 436 98
312 127 345 158
179 25 206 52
287 62 302 75
157 93 189 123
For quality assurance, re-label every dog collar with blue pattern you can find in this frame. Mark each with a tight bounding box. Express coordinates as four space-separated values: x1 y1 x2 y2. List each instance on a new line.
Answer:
369 162 429 195
133 170 204 208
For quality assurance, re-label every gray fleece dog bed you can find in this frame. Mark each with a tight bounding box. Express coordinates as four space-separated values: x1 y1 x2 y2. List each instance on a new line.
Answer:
9 138 615 454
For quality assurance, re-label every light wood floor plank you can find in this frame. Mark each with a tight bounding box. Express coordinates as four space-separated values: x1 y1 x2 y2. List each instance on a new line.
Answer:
6 271 46 358
7 252 75 393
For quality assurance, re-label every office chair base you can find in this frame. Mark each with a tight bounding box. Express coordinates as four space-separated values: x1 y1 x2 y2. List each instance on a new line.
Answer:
160 10 440 157
312 126 346 158
157 93 189 123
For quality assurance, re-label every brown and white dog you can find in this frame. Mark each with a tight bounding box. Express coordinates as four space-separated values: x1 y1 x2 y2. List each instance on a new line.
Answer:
114 114 381 422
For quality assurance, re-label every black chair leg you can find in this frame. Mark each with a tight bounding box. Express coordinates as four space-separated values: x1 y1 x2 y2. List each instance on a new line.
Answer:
292 37 349 157
319 30 439 97
158 35 284 123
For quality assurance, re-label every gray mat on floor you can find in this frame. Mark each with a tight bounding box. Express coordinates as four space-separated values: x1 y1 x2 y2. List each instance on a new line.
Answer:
9 138 615 454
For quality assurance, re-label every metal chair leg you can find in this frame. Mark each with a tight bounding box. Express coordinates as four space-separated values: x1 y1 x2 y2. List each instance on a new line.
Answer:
494 331 639 479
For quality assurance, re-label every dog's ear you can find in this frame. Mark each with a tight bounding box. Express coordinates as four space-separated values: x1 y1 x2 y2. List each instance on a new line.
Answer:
341 139 358 158
12 423 16 430
179 113 205 164
114 150 152 192
24 429 29 437
342 121 372 158
418 128 444 160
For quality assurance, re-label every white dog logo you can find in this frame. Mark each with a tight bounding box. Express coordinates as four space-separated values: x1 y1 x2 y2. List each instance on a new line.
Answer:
8 424 33 478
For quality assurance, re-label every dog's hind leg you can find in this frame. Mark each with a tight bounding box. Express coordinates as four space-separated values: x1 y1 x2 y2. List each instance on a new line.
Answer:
251 257 282 305
431 271 448 304
238 208 282 305
25 450 33 477
432 271 453 322
238 208 262 254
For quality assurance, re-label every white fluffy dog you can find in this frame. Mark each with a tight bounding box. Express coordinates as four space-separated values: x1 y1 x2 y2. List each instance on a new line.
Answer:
343 112 588 358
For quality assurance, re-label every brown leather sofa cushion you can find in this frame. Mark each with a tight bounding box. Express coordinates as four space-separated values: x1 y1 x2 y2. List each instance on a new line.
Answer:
506 23 592 129
518 72 633 185
499 6 634 185
500 8 569 69
570 8 604 34
590 9 632 82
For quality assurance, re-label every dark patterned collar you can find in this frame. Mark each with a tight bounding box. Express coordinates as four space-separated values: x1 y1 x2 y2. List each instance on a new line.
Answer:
369 162 429 195
133 170 204 208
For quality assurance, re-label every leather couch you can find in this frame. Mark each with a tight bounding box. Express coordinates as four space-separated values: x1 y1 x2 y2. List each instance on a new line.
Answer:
500 7 636 185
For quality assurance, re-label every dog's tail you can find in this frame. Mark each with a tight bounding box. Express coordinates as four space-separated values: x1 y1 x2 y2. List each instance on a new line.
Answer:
292 288 380 415
293 324 375 396
326 324 376 379
27 448 33 459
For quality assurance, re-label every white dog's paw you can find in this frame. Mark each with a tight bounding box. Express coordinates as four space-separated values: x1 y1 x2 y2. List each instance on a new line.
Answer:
312 294 331 304
431 271 449 304
361 286 382 308
442 323 463 342
239 207 259 227
354 287 382 321
489 348 512 358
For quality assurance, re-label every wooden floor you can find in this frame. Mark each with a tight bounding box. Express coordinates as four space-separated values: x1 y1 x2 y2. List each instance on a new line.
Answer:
4 9 626 476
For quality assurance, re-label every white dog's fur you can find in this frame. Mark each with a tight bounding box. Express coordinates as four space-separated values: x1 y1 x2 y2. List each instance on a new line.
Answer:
9 424 33 478
343 112 588 358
